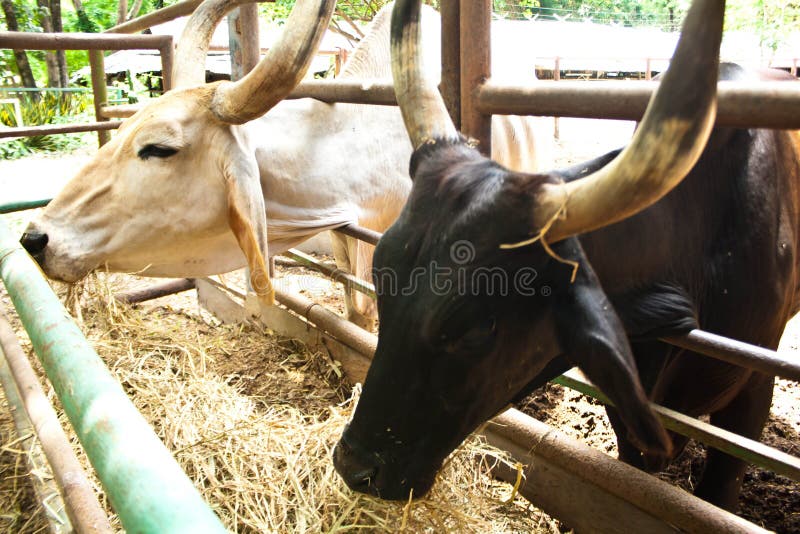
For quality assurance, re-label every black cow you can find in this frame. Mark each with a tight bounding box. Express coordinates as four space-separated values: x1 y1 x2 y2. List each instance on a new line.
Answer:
333 0 800 511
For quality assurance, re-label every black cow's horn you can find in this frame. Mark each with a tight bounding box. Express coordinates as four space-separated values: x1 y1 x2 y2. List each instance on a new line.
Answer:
391 0 459 148
536 0 724 242
173 0 336 125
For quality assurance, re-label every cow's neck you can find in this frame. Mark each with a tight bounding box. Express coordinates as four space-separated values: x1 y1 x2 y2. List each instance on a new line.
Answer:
338 5 392 78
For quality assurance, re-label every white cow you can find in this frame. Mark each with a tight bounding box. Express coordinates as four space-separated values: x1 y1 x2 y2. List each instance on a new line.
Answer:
21 0 551 329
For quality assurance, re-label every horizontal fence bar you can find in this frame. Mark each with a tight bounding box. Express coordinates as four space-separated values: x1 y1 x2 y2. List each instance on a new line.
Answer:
0 121 123 139
0 87 90 93
0 198 51 214
279 232 800 479
333 224 382 246
0 312 113 533
329 225 800 382
106 0 272 35
115 278 195 304
99 79 800 129
275 286 377 358
249 284 765 533
0 31 171 51
664 330 800 382
486 409 767 534
0 219 226 534
555 370 800 482
283 249 376 299
100 104 140 119
288 79 397 105
106 0 205 34
477 80 800 129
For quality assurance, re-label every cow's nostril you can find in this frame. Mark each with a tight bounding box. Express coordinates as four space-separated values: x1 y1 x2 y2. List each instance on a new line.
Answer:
348 467 378 490
20 231 48 255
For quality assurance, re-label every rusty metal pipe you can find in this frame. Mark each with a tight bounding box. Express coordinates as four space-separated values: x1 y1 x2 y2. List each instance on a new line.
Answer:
263 286 766 531
486 409 767 534
274 287 377 359
115 278 195 305
663 329 800 382
0 313 113 534
333 224 381 246
0 219 227 533
101 79 800 128
0 121 122 139
330 225 800 382
288 79 397 105
0 31 172 51
477 80 800 129
459 0 492 154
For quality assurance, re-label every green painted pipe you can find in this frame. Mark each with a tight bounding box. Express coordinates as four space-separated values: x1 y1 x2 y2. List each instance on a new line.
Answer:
554 370 800 482
0 218 227 533
0 198 52 214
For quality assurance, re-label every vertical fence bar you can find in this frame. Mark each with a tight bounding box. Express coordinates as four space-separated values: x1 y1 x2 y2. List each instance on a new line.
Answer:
228 3 260 81
459 0 491 154
553 55 561 139
0 220 227 534
440 0 461 129
160 40 174 92
88 50 110 146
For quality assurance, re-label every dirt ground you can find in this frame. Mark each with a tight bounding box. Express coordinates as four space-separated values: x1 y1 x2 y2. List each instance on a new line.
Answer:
1 119 799 532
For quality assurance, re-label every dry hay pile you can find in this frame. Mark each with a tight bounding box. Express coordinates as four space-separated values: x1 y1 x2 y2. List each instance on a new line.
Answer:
2 273 559 533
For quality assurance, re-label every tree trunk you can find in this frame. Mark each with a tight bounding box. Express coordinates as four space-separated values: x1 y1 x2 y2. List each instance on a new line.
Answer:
50 0 68 87
127 0 143 21
1 0 40 97
117 0 128 25
70 0 96 32
35 0 61 87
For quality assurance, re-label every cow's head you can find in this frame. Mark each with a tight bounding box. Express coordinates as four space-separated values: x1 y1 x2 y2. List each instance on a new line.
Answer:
20 0 336 303
334 0 724 499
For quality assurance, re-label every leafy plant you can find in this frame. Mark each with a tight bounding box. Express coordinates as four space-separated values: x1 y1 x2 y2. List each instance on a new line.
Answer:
0 138 33 159
0 90 92 157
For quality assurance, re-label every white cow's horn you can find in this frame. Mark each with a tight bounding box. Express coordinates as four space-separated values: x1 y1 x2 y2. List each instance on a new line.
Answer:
174 0 336 124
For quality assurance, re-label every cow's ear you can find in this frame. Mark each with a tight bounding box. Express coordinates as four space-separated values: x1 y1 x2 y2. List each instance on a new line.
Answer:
224 156 274 306
550 239 671 464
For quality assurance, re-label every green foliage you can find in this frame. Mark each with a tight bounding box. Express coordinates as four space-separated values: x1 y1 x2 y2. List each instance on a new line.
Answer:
0 91 92 157
0 138 32 158
726 0 800 54
259 0 438 24
494 0 690 29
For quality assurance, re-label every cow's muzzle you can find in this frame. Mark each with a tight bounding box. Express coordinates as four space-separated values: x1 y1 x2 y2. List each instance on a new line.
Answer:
333 429 435 501
20 231 48 263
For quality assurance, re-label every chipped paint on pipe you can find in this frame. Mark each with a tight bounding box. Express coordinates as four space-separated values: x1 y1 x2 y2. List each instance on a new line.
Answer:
0 218 226 534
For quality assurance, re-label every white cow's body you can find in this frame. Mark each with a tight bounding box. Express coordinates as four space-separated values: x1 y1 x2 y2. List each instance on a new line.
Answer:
24 3 551 327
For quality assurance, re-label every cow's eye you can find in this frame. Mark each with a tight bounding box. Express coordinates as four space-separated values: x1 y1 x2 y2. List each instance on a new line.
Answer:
138 144 178 160
442 315 496 354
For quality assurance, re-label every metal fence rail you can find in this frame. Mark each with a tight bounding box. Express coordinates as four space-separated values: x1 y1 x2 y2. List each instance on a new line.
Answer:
2 0 799 530
0 218 227 533
255 226 799 484
326 224 800 381
95 77 800 130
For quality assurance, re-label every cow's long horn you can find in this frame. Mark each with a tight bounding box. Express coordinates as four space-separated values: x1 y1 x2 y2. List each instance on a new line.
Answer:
211 0 336 124
173 0 251 88
537 0 724 242
391 0 459 148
